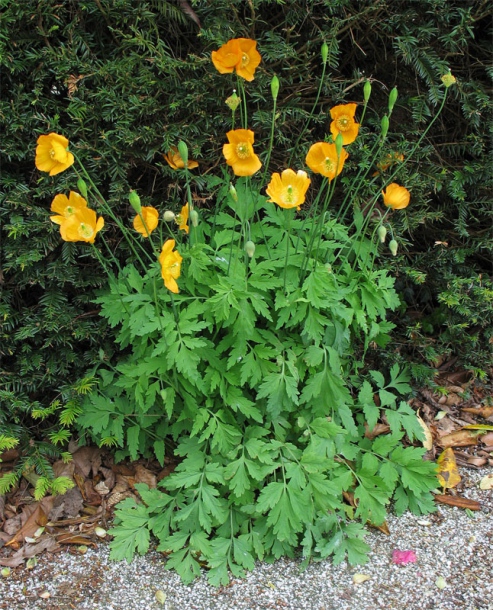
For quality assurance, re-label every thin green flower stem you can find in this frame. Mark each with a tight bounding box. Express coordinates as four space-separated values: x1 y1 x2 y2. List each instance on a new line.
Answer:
89 242 130 318
309 174 339 269
236 78 248 129
293 179 328 255
283 209 293 292
182 167 195 247
72 155 152 272
260 93 277 185
288 55 328 167
168 291 180 325
367 208 391 272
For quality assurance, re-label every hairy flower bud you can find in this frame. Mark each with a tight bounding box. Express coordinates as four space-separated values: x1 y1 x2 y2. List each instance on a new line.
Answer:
245 240 256 258
271 75 279 101
441 72 456 88
190 209 199 227
163 210 176 222
377 225 387 243
389 239 398 256
321 42 328 64
229 183 238 202
128 190 142 213
381 115 389 139
335 133 344 158
363 80 372 103
77 178 88 198
225 90 241 111
388 87 398 113
177 141 188 168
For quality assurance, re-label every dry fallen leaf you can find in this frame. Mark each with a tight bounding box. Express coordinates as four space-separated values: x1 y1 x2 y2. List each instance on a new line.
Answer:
155 590 167 605
436 448 461 489
462 406 493 419
433 495 481 511
438 429 479 448
417 410 433 450
352 573 371 584
479 473 493 490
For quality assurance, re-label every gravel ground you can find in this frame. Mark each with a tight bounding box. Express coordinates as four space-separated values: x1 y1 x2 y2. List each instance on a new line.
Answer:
1 468 491 610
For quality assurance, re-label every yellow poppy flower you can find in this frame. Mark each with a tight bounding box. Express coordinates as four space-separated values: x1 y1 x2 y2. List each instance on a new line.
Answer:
133 206 159 237
382 183 411 210
58 207 104 243
266 169 311 210
329 103 360 145
211 38 261 82
376 152 404 173
50 191 88 225
305 142 348 180
163 146 199 170
223 129 262 177
35 133 75 176
175 203 190 234
159 239 182 294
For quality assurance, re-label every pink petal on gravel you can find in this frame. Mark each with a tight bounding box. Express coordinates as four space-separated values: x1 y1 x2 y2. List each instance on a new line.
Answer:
392 550 417 564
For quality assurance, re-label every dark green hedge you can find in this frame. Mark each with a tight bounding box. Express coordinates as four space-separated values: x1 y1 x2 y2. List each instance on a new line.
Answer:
1 0 491 448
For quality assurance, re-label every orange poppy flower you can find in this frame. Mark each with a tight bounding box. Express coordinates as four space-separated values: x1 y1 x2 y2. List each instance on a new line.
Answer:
223 129 262 177
159 239 182 293
35 133 75 176
175 203 190 234
59 208 104 243
163 146 199 170
329 104 360 145
305 142 348 180
50 191 88 225
211 38 261 82
133 206 159 237
382 183 411 210
266 169 311 210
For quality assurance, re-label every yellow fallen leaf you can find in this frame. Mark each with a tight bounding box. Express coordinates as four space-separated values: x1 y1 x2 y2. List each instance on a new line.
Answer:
436 447 461 489
479 473 493 490
417 410 433 450
155 590 167 605
353 573 371 584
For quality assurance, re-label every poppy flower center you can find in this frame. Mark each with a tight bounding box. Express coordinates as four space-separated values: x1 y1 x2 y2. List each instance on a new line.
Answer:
236 142 251 159
66 205 75 215
335 115 351 132
78 223 94 239
49 148 56 159
241 53 249 66
324 157 335 172
283 185 298 205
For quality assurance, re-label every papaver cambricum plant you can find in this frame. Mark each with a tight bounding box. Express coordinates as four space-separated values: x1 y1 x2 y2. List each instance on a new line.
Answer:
34 39 456 585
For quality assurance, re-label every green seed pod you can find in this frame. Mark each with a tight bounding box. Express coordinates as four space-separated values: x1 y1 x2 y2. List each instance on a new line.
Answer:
321 42 328 64
229 183 238 202
271 75 279 101
388 87 398 113
377 225 387 243
389 239 398 256
190 209 199 227
335 133 344 158
245 240 256 258
381 115 389 139
363 80 372 103
177 141 188 167
163 210 176 222
77 178 88 198
128 190 142 213
160 389 168 402
225 90 241 111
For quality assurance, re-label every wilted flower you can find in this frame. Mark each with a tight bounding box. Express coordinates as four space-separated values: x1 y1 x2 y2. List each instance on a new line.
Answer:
223 129 262 176
441 72 456 88
163 146 198 170
266 169 311 210
382 183 410 210
50 191 88 225
330 103 360 145
35 133 74 176
58 208 104 243
305 142 348 180
376 152 404 173
176 203 190 234
163 210 176 222
225 90 241 111
159 239 182 293
211 38 261 81
133 206 159 237
392 550 417 565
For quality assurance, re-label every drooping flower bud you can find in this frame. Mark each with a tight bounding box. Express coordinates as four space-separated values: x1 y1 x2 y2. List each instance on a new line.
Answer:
389 239 398 256
388 87 398 113
190 209 199 227
335 132 344 158
225 90 241 111
177 141 188 168
229 183 238 202
377 225 387 243
77 178 88 198
363 80 372 103
245 240 256 258
321 42 328 64
381 115 389 139
163 210 176 222
128 190 142 213
441 72 456 88
271 75 280 101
